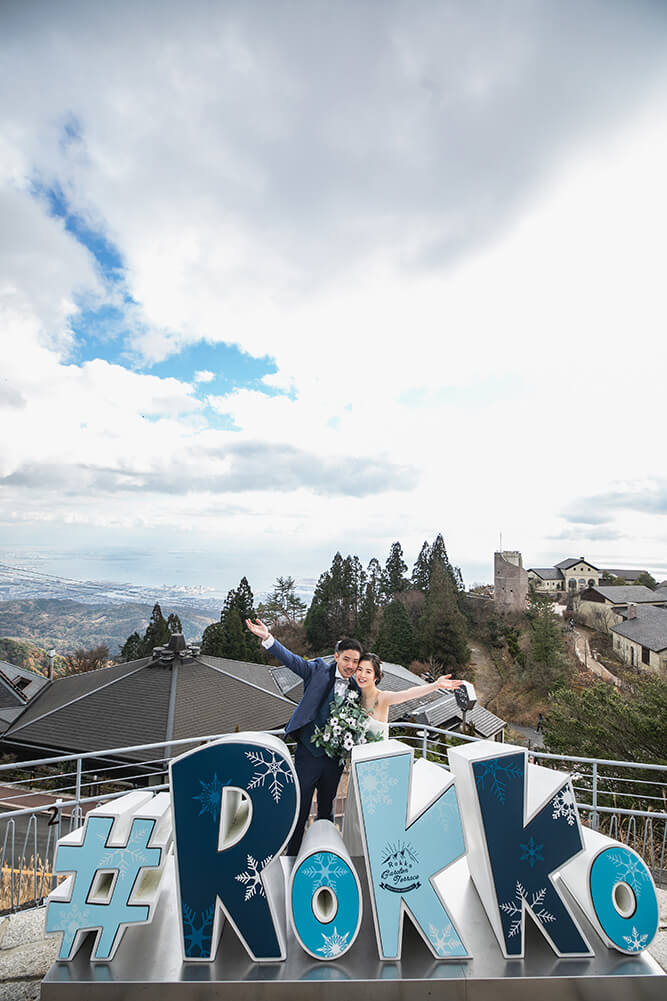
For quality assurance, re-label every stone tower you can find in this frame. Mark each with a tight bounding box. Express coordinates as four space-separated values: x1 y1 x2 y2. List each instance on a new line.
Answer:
494 551 529 612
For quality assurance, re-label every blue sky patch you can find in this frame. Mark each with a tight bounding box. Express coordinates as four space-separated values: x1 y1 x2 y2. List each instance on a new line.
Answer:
33 172 287 402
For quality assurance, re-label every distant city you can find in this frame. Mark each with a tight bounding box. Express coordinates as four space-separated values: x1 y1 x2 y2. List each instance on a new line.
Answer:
0 555 317 615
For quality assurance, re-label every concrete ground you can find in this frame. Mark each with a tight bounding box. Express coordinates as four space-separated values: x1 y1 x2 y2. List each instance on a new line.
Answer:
1 890 665 997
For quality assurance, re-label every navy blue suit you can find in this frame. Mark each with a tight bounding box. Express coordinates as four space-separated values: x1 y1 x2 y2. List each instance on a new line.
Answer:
268 639 359 855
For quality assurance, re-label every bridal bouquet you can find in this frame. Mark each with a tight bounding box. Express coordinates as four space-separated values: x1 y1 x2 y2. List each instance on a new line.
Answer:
312 689 384 765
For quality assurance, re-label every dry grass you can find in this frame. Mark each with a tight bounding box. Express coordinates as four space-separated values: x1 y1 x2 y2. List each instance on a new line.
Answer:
0 856 64 911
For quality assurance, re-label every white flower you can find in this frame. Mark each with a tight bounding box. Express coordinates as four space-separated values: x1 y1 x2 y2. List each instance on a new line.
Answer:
347 691 359 701
343 733 354 750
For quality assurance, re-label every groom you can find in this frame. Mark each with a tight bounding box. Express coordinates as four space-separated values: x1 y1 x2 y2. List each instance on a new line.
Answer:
246 618 362 855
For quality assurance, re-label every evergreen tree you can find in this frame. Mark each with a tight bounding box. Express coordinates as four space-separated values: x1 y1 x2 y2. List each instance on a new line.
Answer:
258 576 307 626
167 612 183 634
526 603 569 688
222 606 247 660
143 603 170 652
384 541 408 597
430 533 464 592
358 557 384 644
417 560 469 672
375 599 416 666
201 620 224 657
303 552 364 652
120 631 144 662
411 541 431 592
200 577 260 661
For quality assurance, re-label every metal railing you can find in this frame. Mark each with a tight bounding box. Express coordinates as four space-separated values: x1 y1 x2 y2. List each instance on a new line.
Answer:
0 724 664 913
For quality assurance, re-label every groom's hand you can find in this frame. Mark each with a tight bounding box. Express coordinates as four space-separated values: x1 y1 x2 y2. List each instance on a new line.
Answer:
245 618 271 642
436 673 463 690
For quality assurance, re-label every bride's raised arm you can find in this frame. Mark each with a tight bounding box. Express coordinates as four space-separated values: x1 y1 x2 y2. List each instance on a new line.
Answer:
382 673 463 707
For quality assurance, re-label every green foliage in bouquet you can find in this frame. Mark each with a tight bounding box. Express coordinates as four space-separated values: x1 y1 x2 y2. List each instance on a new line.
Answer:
312 689 384 764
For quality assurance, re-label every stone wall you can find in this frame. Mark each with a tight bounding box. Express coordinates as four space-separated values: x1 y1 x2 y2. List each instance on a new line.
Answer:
494 551 529 612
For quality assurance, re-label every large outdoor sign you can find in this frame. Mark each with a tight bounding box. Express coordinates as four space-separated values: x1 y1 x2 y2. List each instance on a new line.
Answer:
46 734 659 966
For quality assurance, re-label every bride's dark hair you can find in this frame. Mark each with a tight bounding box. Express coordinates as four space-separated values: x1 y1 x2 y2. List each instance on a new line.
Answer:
359 652 383 683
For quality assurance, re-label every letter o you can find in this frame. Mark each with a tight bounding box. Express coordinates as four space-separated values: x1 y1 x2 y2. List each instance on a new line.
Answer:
589 846 658 953
290 825 362 960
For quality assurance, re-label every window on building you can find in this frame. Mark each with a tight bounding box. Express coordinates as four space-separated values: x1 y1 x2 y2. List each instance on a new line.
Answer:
641 646 650 666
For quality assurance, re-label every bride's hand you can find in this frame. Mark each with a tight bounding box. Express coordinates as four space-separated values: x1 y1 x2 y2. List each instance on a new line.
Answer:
245 617 270 641
436 674 463 690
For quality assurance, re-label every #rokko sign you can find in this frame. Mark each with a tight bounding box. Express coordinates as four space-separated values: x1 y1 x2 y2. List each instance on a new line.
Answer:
45 732 659 966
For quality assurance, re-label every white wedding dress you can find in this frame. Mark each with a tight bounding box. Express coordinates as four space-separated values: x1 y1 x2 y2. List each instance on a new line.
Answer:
366 717 389 740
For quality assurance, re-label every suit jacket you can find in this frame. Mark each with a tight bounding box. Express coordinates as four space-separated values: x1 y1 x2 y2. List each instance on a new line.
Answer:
268 639 360 738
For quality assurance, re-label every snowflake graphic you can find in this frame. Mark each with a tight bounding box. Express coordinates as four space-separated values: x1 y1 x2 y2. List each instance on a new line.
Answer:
182 903 215 956
551 786 577 826
302 852 347 890
608 852 649 899
245 750 294 804
97 823 156 878
519 836 544 869
474 758 522 804
192 773 227 823
317 927 350 957
428 922 459 955
235 853 273 901
357 760 399 814
622 926 649 952
499 881 555 938
433 792 457 832
61 903 89 940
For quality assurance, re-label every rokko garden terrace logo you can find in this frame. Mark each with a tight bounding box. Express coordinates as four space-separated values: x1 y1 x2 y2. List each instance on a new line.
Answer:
45 732 659 965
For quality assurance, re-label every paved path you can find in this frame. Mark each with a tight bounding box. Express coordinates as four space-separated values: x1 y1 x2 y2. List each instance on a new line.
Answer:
572 627 621 686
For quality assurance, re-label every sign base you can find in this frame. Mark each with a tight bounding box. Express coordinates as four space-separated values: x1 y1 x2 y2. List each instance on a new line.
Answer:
41 856 664 1000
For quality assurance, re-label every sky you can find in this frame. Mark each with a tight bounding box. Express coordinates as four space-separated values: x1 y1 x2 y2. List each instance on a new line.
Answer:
1 0 667 595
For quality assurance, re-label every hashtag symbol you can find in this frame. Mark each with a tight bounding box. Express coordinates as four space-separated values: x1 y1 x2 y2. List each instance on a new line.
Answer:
46 812 163 961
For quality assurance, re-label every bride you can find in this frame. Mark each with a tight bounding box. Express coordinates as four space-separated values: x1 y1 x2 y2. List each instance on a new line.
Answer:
355 653 463 740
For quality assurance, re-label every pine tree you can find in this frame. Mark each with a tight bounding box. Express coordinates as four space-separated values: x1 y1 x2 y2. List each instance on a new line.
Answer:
259 576 308 625
201 620 224 656
358 557 384 644
375 599 416 666
417 560 469 672
384 541 408 598
430 533 463 592
143 603 170 653
526 603 569 687
167 612 183 634
120 632 144 662
411 541 431 592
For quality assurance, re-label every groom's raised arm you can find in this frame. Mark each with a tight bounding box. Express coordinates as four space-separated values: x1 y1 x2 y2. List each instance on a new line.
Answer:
245 618 314 682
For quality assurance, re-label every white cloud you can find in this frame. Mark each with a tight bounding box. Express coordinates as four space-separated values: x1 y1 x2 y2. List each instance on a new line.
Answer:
1 1 667 587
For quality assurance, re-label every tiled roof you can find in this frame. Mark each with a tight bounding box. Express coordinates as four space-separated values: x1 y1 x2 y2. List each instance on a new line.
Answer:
611 605 667 653
603 569 646 581
2 654 297 762
0 660 48 705
529 568 563 580
412 695 506 738
555 557 599 571
589 586 665 605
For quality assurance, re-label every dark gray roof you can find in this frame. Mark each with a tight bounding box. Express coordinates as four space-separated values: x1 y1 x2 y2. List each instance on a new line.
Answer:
529 568 564 580
0 659 48 708
611 606 667 652
589 586 665 605
412 695 506 739
269 666 303 700
2 654 297 762
603 569 647 581
555 557 599 570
